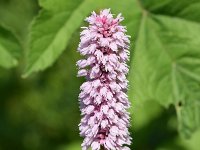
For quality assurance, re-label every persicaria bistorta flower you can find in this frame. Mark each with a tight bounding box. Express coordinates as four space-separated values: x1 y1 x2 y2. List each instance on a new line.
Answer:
77 9 131 150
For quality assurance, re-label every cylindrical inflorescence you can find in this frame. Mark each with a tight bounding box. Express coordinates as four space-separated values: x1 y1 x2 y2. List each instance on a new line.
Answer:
77 9 131 150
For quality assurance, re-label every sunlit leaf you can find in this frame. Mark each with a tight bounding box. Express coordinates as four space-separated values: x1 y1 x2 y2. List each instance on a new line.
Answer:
129 0 200 137
23 0 138 77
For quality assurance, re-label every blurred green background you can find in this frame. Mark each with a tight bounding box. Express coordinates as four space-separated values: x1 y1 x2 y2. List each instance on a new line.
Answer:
0 0 200 150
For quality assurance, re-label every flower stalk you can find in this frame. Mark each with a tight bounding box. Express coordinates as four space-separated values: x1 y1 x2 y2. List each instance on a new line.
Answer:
77 9 131 150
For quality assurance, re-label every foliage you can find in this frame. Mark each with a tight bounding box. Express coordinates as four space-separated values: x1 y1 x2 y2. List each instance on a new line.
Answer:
129 0 200 138
0 0 200 149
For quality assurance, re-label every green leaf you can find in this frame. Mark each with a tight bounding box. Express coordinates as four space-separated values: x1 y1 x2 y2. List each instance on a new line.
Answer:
129 0 200 137
0 0 38 41
141 0 200 22
177 129 200 150
23 0 139 77
0 26 21 69
39 0 82 12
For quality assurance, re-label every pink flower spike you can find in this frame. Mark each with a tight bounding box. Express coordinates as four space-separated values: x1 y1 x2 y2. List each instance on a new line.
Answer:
77 8 131 150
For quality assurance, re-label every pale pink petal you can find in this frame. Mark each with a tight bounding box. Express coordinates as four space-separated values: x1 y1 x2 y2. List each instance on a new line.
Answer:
91 141 100 150
77 69 87 77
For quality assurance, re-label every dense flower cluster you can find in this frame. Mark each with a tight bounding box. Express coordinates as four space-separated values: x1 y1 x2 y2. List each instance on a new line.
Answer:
77 9 131 150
